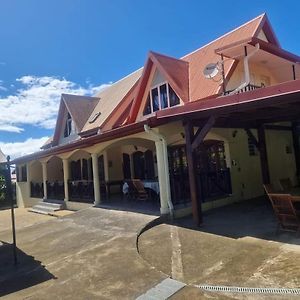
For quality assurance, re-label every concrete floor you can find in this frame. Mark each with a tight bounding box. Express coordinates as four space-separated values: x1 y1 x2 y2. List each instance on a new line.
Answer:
138 198 300 299
0 208 165 299
2 198 300 299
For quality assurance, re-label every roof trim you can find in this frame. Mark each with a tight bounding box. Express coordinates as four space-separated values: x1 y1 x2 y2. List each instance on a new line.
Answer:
128 51 189 123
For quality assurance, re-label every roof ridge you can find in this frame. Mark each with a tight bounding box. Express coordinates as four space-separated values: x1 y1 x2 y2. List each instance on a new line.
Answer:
181 13 265 59
149 50 188 63
62 93 99 100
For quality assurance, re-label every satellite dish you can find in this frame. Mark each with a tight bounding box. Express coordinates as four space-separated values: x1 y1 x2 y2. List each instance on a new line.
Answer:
203 63 220 79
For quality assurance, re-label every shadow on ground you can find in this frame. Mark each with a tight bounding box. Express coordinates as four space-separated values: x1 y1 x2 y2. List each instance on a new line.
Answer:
0 241 55 297
174 197 300 245
97 196 160 216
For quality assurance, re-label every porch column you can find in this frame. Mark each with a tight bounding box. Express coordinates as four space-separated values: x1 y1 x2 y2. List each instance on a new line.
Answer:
155 140 169 214
62 159 69 202
91 153 101 205
257 126 270 184
184 122 202 226
42 161 47 199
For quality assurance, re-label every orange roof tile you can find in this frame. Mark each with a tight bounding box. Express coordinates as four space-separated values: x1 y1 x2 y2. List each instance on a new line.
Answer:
183 13 268 101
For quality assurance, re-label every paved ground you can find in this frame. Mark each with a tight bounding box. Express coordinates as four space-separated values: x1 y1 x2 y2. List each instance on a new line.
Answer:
0 208 165 299
139 198 300 299
0 208 56 232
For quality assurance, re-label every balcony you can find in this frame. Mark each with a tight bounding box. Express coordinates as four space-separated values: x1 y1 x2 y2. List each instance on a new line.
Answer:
224 83 263 96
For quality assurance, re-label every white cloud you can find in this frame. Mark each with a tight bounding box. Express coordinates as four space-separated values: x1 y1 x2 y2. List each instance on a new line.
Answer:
0 75 111 133
0 136 49 159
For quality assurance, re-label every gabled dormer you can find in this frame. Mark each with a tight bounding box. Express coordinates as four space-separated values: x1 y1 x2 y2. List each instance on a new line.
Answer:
128 51 189 123
142 69 181 116
52 94 99 147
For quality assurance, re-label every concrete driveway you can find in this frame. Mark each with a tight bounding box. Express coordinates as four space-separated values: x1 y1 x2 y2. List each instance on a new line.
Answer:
0 208 166 299
138 199 300 299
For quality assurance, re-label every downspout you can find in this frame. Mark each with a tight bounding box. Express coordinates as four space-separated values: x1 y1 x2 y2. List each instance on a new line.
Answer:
144 124 174 217
228 43 260 95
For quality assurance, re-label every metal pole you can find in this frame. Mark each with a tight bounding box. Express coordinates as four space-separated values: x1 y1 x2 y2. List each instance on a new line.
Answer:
6 156 17 265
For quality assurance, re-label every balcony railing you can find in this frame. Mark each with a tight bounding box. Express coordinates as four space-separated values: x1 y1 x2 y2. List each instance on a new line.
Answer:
224 83 262 95
30 182 44 198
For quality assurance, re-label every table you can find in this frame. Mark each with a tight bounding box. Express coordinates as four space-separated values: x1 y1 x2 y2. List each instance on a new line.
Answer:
122 180 160 195
142 181 160 194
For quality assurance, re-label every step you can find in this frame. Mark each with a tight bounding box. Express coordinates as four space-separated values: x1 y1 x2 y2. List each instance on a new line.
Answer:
34 204 61 211
44 199 65 206
29 207 55 215
42 201 63 209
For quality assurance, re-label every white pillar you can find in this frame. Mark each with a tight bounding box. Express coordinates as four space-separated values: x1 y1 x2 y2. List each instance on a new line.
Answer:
91 153 101 205
42 161 47 199
155 140 169 214
62 159 69 202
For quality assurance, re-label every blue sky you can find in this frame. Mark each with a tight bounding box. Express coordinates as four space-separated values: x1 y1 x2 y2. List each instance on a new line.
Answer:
0 0 300 157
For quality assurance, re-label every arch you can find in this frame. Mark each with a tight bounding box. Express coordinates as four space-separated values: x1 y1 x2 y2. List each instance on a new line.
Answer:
100 137 156 154
47 156 64 182
29 160 43 182
65 148 93 160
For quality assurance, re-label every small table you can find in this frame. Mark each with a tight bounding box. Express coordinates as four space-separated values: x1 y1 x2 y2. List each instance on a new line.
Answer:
142 180 159 194
122 180 160 195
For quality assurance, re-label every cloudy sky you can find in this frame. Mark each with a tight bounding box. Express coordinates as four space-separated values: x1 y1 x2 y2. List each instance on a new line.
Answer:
1 1 300 159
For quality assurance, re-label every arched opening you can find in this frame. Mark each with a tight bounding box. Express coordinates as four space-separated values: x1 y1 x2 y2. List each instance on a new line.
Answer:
29 161 43 198
68 150 94 203
46 156 64 200
168 139 232 205
97 137 160 214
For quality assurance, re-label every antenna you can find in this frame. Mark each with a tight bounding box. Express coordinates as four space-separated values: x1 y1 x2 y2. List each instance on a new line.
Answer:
203 63 220 79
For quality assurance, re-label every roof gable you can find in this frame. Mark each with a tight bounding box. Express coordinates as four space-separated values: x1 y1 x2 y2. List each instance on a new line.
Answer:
183 13 272 102
128 51 189 123
52 94 99 146
80 69 143 134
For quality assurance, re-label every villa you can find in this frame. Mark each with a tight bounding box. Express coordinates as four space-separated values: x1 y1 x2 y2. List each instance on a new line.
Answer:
13 13 300 225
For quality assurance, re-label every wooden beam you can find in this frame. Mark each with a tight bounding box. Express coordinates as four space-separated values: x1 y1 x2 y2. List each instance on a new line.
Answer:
257 126 270 184
244 128 259 149
264 125 292 131
184 121 202 226
191 116 215 151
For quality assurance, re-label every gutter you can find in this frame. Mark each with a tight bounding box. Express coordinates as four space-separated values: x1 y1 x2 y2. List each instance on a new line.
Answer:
144 124 174 217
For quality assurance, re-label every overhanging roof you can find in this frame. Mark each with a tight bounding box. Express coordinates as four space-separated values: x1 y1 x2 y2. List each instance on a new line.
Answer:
156 79 300 127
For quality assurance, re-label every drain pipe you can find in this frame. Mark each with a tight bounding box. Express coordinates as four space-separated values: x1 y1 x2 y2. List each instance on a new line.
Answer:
144 124 174 217
228 43 260 95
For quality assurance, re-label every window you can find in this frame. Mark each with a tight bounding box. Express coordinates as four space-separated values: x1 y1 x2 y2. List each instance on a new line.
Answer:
17 165 27 182
64 113 72 137
143 82 180 115
89 112 101 124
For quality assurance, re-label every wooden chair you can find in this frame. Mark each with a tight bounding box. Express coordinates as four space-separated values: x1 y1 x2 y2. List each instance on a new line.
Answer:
266 192 300 233
132 179 148 201
263 183 275 194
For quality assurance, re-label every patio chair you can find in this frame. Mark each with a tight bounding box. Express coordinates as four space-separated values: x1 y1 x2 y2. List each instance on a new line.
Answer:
266 193 300 233
132 179 149 201
263 184 275 194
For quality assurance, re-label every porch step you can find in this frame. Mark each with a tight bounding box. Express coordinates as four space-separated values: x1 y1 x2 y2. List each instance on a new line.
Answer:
29 199 65 216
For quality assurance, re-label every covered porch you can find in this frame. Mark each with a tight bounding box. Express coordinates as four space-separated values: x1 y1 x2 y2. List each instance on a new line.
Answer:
156 79 300 225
